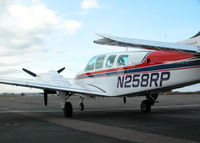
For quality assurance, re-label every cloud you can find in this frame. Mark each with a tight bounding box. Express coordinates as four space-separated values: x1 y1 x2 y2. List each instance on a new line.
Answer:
0 0 82 75
0 68 21 76
81 0 99 9
62 20 82 35
0 1 82 55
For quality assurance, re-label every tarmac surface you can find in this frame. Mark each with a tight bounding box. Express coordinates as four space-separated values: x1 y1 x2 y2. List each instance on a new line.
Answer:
0 94 200 143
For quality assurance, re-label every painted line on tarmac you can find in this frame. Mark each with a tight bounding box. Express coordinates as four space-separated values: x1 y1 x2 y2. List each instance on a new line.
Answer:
80 104 200 112
20 112 198 143
156 104 200 109
0 103 199 113
0 109 62 113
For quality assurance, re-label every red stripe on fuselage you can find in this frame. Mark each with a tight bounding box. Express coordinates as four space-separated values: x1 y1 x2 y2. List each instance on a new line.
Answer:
77 51 194 78
78 65 200 79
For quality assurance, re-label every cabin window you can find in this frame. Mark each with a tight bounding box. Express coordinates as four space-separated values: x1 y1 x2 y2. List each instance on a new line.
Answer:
117 55 129 66
95 55 105 69
106 55 116 68
85 56 97 71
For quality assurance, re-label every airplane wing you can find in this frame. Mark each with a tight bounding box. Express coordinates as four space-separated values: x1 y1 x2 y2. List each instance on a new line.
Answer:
94 33 200 55
0 72 108 96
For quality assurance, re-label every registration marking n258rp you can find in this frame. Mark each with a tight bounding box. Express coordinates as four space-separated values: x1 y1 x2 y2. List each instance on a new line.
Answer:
117 72 170 88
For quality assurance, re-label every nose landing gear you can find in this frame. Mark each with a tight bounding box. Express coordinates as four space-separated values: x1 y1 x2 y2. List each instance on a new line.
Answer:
64 102 73 117
63 93 73 117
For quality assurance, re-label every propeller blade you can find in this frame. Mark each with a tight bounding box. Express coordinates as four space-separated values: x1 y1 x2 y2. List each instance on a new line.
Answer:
22 68 37 77
57 67 65 73
44 90 48 106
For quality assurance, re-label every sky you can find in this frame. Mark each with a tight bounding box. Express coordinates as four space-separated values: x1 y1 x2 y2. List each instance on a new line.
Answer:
0 0 199 93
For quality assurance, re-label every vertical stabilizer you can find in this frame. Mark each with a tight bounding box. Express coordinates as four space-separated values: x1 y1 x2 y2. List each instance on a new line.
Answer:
180 31 200 47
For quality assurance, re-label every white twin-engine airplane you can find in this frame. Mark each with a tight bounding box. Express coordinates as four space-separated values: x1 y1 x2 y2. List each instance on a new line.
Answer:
0 31 200 117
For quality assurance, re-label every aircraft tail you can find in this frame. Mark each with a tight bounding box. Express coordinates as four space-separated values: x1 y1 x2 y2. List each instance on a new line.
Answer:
180 31 200 47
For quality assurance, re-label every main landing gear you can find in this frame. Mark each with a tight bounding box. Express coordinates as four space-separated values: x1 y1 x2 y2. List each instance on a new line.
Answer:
140 94 158 113
63 94 85 117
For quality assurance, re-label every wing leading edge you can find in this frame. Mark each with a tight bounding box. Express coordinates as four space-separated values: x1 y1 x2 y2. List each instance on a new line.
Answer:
94 33 200 55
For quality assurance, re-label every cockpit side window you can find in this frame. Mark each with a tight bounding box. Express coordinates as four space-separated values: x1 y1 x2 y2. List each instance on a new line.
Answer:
95 55 105 69
85 56 97 71
117 55 129 66
106 55 116 68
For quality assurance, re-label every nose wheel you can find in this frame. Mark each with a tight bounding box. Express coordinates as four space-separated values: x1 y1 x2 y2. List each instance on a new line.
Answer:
63 102 73 117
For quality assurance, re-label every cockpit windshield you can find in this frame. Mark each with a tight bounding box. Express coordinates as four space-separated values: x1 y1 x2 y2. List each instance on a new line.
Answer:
85 56 97 71
95 55 105 69
85 55 105 71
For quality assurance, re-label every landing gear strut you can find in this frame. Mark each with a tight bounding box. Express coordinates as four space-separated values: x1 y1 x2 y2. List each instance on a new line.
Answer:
140 94 158 113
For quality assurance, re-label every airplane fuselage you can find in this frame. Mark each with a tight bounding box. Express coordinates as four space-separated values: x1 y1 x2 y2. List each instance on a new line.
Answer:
75 50 200 97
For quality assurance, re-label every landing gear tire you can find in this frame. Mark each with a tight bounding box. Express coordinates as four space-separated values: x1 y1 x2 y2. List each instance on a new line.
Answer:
140 100 151 113
79 102 84 111
63 102 73 117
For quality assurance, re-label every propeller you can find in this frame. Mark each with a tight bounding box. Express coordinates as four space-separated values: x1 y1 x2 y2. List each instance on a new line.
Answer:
22 68 37 77
23 67 65 76
57 67 65 73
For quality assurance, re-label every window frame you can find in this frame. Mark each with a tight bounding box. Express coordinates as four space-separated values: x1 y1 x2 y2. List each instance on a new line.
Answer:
117 55 129 67
105 55 117 68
